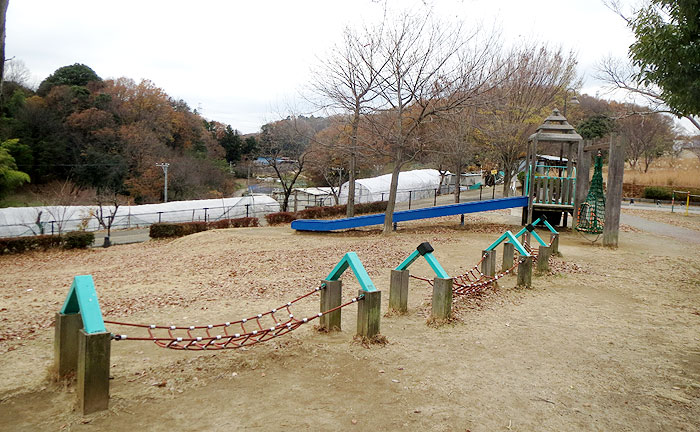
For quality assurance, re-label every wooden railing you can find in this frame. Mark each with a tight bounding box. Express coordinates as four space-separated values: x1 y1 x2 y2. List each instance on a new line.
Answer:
532 176 575 206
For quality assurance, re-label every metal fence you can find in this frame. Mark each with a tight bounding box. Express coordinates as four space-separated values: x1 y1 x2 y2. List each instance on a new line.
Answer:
286 183 502 211
0 201 280 238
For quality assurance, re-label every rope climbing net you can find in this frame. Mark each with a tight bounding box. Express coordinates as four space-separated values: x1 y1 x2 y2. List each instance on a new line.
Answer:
105 284 363 351
576 152 606 235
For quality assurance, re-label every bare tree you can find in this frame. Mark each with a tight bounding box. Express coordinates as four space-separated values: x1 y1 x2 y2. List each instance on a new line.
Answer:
43 180 87 234
310 25 388 217
423 106 483 203
259 116 326 212
616 108 676 172
94 190 120 247
4 59 33 89
481 44 578 197
365 11 504 233
597 56 700 132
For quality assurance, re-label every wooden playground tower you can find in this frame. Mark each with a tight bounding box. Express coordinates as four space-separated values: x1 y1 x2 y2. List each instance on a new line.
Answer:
524 109 624 247
523 109 582 227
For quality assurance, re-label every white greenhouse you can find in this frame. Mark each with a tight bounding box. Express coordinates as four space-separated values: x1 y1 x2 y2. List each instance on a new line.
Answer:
338 169 444 204
0 195 280 238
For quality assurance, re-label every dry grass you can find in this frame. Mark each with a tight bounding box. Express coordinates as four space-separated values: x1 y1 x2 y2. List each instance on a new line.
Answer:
619 153 700 188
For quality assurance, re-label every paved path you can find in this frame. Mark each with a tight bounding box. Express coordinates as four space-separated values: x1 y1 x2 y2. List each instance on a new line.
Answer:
620 213 700 244
92 228 150 247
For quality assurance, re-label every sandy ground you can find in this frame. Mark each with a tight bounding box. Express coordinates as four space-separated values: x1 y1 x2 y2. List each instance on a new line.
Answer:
1 210 699 431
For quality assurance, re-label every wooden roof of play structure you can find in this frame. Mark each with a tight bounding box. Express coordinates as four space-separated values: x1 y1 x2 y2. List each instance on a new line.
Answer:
528 109 582 143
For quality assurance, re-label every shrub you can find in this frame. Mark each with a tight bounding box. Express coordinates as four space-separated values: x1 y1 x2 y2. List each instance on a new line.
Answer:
180 222 209 236
355 201 388 214
0 232 94 255
264 200 388 226
265 212 298 225
209 217 259 229
63 231 95 249
149 223 184 238
643 186 672 201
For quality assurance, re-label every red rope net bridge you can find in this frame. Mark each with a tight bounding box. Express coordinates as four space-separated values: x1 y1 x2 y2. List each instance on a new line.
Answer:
410 237 551 297
105 284 362 350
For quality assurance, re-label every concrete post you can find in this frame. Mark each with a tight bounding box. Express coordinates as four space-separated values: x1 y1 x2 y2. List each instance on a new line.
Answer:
431 277 453 320
356 290 381 339
517 257 533 288
502 243 515 273
54 312 83 379
77 330 111 415
320 280 342 331
550 233 560 256
536 245 552 274
481 250 496 278
389 269 409 314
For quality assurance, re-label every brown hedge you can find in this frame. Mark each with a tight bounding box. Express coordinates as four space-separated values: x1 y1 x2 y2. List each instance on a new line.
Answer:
265 201 389 226
149 217 260 238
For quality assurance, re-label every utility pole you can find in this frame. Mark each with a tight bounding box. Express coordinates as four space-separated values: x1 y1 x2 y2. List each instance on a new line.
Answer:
156 162 170 203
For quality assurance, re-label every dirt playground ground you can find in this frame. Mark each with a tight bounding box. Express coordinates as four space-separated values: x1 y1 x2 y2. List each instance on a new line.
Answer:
0 210 699 431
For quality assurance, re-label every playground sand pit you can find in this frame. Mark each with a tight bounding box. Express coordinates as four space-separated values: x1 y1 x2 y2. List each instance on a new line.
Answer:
1 210 699 431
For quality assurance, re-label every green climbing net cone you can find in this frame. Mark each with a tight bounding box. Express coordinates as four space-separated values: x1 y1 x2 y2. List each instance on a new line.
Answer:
576 153 605 234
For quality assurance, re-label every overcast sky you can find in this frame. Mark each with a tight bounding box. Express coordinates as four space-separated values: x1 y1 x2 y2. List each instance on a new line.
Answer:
7 0 639 133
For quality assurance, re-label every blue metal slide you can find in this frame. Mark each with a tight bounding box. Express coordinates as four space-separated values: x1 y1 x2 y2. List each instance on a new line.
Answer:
291 196 528 232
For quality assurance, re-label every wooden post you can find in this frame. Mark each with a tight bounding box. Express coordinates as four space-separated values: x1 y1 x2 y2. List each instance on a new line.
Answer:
527 139 538 224
54 312 83 379
481 249 496 278
77 330 111 415
536 245 551 274
431 277 453 320
502 243 515 273
604 135 624 248
550 233 560 256
517 256 533 288
320 279 342 331
389 270 409 314
356 290 381 339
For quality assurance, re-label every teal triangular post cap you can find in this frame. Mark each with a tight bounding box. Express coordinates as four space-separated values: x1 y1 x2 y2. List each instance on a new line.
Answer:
60 275 107 334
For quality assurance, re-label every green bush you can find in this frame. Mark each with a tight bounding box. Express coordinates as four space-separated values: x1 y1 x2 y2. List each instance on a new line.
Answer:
643 186 672 200
0 232 94 255
63 231 95 249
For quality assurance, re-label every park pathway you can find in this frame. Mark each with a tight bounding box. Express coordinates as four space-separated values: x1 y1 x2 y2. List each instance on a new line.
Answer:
620 213 700 244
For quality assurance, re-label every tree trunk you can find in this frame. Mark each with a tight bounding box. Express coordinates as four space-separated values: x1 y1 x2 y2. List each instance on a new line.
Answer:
346 110 360 217
282 191 291 213
453 162 462 203
502 169 512 197
347 151 356 217
383 151 403 234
